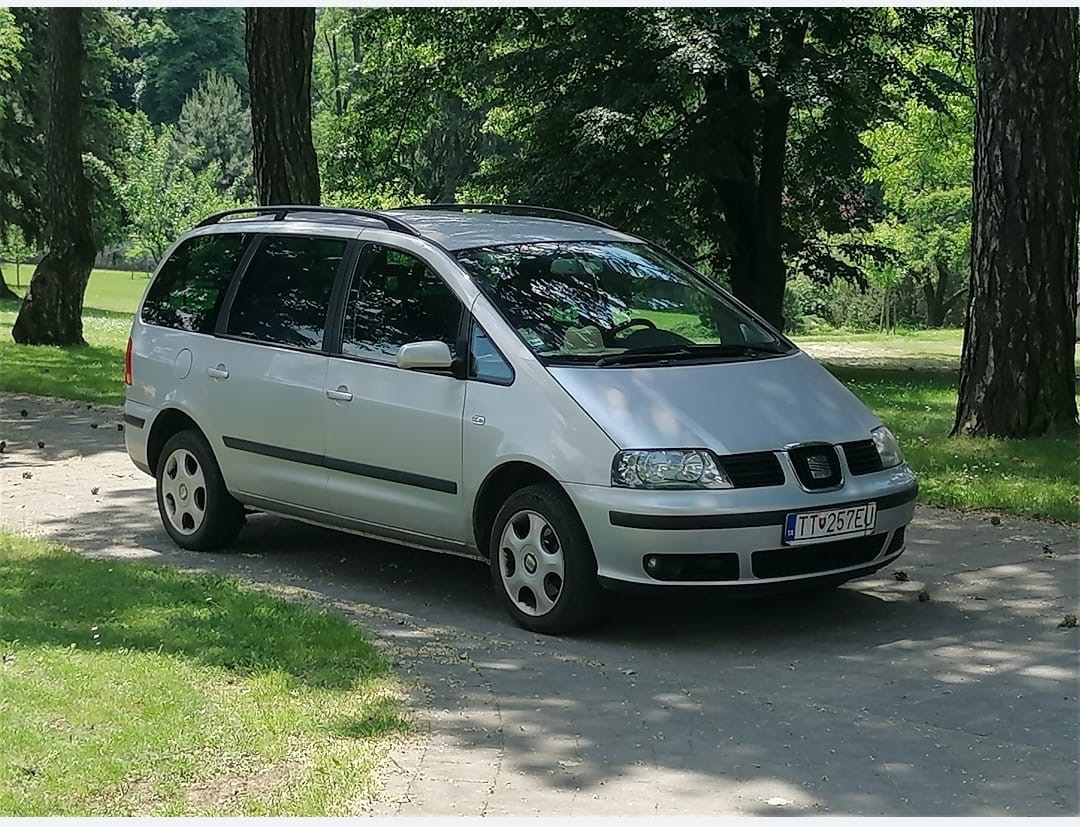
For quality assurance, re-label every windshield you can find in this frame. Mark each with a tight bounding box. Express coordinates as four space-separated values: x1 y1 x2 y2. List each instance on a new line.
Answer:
456 241 791 366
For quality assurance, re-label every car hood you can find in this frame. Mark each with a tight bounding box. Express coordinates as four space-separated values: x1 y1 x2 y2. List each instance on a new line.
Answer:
548 351 881 453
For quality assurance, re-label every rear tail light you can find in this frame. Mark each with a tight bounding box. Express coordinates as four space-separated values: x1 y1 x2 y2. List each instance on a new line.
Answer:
124 337 133 386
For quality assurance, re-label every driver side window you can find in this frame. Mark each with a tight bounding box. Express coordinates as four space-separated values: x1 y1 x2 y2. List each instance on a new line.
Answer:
340 245 462 362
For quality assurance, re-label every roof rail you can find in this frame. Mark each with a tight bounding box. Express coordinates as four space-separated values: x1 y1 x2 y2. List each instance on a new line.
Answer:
195 205 421 236
392 203 614 230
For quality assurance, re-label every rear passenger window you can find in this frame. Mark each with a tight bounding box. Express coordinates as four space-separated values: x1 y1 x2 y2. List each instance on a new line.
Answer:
141 233 250 333
339 245 462 362
226 235 346 351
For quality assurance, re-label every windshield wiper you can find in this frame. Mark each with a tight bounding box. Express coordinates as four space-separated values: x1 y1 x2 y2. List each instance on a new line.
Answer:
593 343 786 367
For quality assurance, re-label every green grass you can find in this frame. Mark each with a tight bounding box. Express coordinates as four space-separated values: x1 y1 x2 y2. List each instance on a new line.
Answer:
0 272 1075 521
0 267 145 405
0 532 407 816
829 366 1079 523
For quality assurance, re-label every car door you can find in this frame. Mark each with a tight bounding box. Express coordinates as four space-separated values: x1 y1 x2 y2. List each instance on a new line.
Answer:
322 243 468 544
205 232 349 510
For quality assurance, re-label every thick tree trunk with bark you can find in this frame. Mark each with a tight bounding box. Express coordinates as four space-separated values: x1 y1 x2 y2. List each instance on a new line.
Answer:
953 8 1079 437
0 276 17 300
245 8 321 205
11 9 97 346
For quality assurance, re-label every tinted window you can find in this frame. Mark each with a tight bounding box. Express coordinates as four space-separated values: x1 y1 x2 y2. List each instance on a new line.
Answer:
226 235 346 350
141 233 250 333
469 321 513 384
340 245 462 361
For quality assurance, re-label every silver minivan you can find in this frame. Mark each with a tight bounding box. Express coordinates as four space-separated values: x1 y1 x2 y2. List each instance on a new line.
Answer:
123 205 918 633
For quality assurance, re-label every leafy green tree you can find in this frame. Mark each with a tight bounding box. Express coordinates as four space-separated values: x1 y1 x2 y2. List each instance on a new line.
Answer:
0 225 39 289
174 70 254 202
437 7 964 329
312 9 507 207
0 8 20 85
859 40 974 328
113 114 237 267
0 8 45 246
0 9 23 300
132 8 246 124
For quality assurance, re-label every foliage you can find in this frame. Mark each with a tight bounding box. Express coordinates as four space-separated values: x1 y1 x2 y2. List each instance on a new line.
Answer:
313 8 966 326
312 9 504 208
0 8 131 252
0 8 45 241
859 40 974 328
174 70 255 202
0 532 406 815
0 226 39 287
127 8 246 124
111 114 237 266
0 8 21 95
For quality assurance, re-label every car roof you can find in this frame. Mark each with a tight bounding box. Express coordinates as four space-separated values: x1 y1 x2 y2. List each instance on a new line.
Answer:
383 209 639 251
192 207 640 252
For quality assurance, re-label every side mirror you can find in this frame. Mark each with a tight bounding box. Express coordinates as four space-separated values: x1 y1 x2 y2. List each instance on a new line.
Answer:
396 340 453 371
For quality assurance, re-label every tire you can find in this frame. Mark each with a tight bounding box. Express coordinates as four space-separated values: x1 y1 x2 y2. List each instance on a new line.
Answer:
155 429 244 551
488 483 603 635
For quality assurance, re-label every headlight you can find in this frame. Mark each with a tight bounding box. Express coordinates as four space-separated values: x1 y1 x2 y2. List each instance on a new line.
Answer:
612 449 733 489
871 425 904 468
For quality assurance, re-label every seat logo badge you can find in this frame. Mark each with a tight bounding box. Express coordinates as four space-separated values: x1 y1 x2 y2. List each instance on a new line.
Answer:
808 454 832 479
472 415 486 427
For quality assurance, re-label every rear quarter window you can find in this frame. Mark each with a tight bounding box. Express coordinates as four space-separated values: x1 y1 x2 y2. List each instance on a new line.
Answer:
141 233 251 333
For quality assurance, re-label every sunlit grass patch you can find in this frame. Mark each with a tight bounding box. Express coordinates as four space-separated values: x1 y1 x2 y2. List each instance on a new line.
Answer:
0 532 408 816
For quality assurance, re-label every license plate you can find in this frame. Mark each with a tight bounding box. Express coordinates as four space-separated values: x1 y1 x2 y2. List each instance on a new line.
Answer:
784 502 877 544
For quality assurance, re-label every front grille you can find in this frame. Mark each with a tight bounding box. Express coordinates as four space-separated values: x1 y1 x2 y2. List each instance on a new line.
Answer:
843 440 884 475
718 452 785 488
751 533 888 579
787 445 843 490
643 553 740 582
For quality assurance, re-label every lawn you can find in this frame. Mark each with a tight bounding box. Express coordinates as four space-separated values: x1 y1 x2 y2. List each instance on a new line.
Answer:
829 367 1079 523
0 266 144 405
0 268 1076 521
0 532 407 816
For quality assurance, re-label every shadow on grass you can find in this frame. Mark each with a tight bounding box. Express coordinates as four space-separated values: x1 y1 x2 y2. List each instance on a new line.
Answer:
0 534 391 693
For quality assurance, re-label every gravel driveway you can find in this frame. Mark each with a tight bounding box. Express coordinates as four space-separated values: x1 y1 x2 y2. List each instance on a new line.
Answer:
1 392 1077 816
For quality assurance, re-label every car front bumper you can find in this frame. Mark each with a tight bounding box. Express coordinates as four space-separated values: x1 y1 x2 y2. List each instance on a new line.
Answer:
565 465 918 587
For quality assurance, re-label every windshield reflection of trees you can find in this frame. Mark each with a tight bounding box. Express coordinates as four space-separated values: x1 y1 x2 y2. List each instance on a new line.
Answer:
457 242 744 353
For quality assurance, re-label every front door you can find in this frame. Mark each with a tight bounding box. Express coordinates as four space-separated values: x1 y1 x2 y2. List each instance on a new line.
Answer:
205 232 347 510
322 244 467 543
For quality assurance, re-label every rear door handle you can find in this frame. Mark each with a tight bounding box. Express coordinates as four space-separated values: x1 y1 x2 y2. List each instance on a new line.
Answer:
326 385 353 402
207 365 229 380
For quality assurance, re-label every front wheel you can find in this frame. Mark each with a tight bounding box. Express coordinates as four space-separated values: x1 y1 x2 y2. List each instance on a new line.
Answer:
489 483 603 635
156 429 244 551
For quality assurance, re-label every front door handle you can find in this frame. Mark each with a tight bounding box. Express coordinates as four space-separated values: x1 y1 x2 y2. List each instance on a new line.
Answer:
326 385 353 402
207 364 229 380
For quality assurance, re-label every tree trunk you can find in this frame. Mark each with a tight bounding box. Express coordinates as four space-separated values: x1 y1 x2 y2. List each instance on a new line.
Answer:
712 19 805 332
245 8 321 205
953 9 1079 438
11 9 96 346
753 92 793 331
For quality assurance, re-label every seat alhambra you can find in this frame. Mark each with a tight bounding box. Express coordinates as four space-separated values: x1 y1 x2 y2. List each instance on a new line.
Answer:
123 204 918 633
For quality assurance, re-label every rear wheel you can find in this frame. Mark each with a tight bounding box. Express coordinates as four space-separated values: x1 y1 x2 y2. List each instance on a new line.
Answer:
156 430 244 551
489 483 603 634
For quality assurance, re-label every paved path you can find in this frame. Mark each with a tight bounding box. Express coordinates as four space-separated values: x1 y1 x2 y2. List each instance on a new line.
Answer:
1 392 1077 816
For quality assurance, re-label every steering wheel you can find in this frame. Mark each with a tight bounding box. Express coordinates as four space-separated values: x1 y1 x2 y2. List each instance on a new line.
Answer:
609 317 657 336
